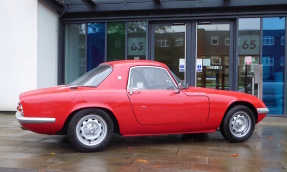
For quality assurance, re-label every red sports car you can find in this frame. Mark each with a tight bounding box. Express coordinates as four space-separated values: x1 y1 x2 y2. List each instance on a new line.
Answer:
16 60 269 152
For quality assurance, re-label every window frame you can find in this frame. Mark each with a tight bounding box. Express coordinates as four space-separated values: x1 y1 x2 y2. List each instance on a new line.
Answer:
211 36 219 46
225 36 230 46
157 39 170 47
175 38 184 47
262 36 274 46
281 36 285 45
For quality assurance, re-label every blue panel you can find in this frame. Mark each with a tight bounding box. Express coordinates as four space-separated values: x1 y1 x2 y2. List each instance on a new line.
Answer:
262 17 285 115
87 23 105 71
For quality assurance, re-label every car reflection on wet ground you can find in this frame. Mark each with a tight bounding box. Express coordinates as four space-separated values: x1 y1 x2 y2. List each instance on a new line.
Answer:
0 112 286 172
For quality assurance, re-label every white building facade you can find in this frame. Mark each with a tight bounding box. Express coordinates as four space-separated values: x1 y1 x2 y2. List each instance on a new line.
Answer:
0 0 58 111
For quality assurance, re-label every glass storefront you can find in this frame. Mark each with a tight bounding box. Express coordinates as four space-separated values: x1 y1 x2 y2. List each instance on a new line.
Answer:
262 17 285 115
237 17 286 115
63 18 286 115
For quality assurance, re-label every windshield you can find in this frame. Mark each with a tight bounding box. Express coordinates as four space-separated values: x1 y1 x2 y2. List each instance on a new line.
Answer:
69 64 113 87
169 69 187 88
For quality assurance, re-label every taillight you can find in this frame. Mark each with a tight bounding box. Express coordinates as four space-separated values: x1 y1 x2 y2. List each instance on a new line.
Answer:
17 102 23 112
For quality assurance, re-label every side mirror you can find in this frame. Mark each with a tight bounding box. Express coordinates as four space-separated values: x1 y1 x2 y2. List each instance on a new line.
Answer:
175 83 182 94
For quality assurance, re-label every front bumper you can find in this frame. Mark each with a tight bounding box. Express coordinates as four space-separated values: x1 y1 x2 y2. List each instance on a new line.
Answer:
257 108 269 114
15 111 56 124
256 108 269 123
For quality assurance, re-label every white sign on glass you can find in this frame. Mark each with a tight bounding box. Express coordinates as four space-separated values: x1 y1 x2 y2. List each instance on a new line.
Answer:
179 59 185 72
197 59 203 72
238 35 260 55
128 37 146 56
203 59 211 66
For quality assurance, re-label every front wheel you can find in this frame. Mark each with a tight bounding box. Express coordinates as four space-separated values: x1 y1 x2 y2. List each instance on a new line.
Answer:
67 109 114 152
220 105 255 143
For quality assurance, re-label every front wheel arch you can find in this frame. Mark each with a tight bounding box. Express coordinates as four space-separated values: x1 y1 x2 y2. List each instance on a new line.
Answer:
221 101 258 125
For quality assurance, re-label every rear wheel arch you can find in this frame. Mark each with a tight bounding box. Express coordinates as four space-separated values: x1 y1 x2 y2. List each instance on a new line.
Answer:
58 107 120 135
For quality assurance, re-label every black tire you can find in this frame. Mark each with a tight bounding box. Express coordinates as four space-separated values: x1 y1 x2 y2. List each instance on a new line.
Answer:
220 105 255 143
220 123 228 140
67 109 114 152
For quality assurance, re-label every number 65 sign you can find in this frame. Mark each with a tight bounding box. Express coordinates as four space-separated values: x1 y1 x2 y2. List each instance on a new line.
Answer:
238 35 259 55
128 37 146 56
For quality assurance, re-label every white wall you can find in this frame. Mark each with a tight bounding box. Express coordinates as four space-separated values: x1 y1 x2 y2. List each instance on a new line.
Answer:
0 0 58 111
37 0 58 88
0 0 38 111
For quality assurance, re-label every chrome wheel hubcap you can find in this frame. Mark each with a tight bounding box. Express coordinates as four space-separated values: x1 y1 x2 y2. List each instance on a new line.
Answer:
76 114 107 146
229 111 251 137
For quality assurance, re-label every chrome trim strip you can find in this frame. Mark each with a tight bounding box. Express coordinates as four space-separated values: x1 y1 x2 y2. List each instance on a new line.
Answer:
15 111 56 124
257 108 269 114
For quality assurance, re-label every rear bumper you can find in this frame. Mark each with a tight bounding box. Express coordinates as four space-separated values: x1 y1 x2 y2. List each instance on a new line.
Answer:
15 111 56 124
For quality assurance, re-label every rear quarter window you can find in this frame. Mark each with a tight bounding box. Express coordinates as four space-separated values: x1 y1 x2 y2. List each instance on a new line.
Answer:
69 65 113 87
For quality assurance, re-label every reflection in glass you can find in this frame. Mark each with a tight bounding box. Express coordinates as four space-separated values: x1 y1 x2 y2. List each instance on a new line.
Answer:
107 22 125 61
262 17 285 115
197 24 230 90
64 24 86 84
238 18 260 94
127 21 146 60
87 23 105 71
154 25 186 81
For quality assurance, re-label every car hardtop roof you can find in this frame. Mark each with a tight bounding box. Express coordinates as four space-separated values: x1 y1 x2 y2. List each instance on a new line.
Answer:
103 60 167 68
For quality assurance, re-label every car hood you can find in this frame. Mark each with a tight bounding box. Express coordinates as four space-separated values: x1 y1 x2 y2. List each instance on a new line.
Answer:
183 87 241 95
183 87 262 102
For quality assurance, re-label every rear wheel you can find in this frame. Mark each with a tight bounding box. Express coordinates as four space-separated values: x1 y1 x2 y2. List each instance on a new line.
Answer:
67 109 114 152
220 105 255 143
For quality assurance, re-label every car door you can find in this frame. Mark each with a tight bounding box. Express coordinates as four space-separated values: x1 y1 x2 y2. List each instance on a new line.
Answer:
127 66 209 125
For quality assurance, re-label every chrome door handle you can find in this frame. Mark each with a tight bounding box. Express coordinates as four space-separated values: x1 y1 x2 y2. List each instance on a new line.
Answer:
129 90 140 95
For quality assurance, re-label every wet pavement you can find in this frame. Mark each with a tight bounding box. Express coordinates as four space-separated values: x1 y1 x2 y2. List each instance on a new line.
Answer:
0 112 287 172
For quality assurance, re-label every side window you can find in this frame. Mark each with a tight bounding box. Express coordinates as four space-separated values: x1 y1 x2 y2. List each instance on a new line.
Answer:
128 67 176 90
128 67 148 89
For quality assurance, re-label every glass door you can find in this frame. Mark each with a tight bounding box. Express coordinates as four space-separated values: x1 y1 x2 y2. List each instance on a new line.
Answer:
151 23 186 82
196 23 231 90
